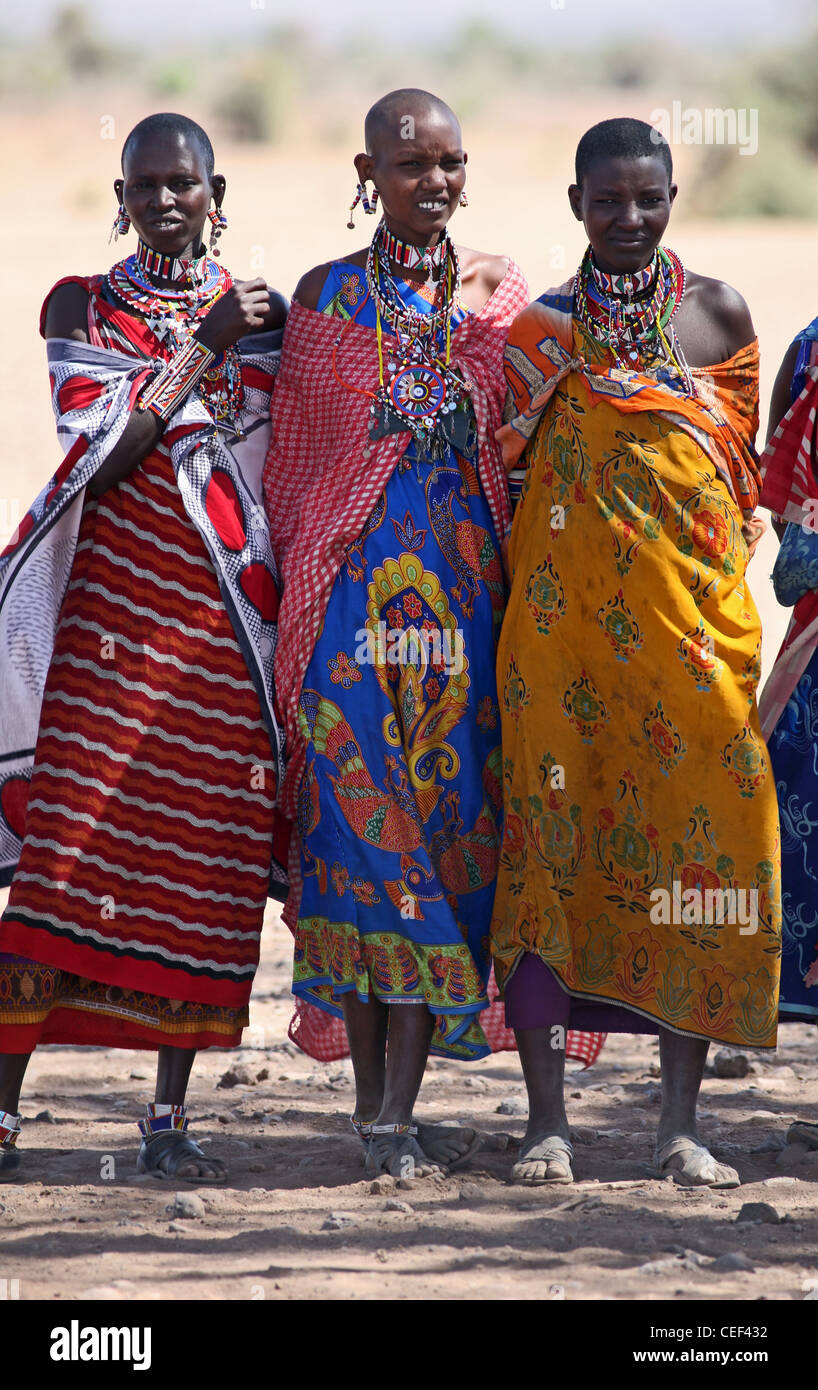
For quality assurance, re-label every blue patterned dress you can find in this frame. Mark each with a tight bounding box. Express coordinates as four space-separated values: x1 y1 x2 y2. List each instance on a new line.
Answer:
291 263 505 1059
767 319 818 1024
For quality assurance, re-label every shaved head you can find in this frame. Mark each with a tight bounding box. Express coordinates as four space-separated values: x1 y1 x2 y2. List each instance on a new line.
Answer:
364 88 461 154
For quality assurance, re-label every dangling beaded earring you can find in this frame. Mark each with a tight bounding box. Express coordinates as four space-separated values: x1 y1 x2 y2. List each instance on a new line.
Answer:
347 181 379 229
459 191 469 207
109 202 131 243
207 205 227 257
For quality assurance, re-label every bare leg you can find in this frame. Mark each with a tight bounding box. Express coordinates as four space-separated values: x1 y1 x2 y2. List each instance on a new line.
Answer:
376 1004 435 1128
340 994 480 1168
155 1045 196 1105
656 1028 738 1186
341 999 443 1177
0 1053 32 1180
138 1046 226 1182
339 991 388 1123
0 1053 31 1114
511 1027 572 1182
657 1030 709 1148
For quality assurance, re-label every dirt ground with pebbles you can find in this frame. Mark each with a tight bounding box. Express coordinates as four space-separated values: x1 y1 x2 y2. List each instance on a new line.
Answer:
1 906 816 1302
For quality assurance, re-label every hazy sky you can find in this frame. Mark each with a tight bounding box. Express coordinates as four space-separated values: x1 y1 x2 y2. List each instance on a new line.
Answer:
5 0 814 44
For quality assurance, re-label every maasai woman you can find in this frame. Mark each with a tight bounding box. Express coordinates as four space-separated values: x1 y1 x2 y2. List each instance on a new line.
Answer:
0 113 288 1182
264 89 528 1178
756 319 818 1151
491 118 781 1187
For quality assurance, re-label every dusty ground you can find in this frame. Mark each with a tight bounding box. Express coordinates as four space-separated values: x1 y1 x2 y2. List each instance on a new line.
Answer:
1 904 816 1303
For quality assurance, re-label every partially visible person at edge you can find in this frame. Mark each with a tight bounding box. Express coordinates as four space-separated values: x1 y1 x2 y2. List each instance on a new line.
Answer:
0 113 289 1183
263 89 529 1178
754 309 818 1154
490 117 781 1188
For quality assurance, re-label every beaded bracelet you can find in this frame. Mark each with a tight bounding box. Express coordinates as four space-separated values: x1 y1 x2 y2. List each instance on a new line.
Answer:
137 336 216 421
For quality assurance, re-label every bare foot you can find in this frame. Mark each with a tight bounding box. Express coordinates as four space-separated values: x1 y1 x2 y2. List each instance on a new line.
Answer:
654 1135 739 1188
415 1123 482 1169
511 1134 573 1185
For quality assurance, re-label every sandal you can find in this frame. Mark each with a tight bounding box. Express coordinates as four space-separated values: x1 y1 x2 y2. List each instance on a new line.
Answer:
136 1103 227 1184
511 1135 574 1186
0 1111 21 1183
654 1135 740 1188
351 1115 487 1171
363 1123 445 1179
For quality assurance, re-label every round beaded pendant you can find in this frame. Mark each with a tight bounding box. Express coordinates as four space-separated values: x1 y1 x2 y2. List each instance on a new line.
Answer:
388 364 447 419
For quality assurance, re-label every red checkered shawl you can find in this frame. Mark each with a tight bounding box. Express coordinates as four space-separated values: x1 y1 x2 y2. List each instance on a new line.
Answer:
758 349 818 738
263 261 529 820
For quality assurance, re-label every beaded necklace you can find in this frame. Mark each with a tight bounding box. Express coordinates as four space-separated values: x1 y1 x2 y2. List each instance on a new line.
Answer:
381 227 447 274
574 244 692 389
365 220 466 450
106 240 243 431
134 237 208 285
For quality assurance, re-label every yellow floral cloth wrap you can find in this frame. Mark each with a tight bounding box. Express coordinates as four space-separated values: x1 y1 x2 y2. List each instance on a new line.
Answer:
491 282 781 1048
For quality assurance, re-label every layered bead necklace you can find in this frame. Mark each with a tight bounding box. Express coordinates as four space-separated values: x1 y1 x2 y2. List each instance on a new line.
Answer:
106 237 244 431
365 219 468 455
574 244 693 390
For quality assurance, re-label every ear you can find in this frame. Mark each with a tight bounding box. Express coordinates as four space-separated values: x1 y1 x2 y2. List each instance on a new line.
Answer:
211 174 226 208
114 177 124 204
567 183 584 222
462 150 468 166
668 181 678 207
354 152 374 185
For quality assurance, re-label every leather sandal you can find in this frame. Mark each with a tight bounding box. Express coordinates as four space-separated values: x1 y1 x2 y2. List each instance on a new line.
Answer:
137 1128 227 1183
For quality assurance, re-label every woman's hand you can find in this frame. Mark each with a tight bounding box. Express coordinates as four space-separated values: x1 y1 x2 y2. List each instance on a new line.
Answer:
195 278 272 353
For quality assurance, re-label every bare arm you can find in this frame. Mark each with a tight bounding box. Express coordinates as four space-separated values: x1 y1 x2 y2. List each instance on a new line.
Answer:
44 282 164 498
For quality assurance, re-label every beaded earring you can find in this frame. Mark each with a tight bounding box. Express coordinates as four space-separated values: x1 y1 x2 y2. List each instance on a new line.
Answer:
347 182 379 229
459 191 469 207
207 206 227 257
109 202 131 243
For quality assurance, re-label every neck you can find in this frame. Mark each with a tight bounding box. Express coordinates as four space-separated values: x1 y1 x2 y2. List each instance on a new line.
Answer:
135 236 207 285
378 220 447 279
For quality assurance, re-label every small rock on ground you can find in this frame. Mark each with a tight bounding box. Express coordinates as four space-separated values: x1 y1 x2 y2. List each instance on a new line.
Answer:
217 1065 253 1089
713 1050 752 1079
322 1211 357 1230
168 1193 205 1220
736 1201 780 1225
495 1098 527 1116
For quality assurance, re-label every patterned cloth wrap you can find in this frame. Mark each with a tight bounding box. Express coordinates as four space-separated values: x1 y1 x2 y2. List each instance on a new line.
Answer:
490 276 781 1050
264 262 606 1066
759 317 818 1023
264 266 527 828
759 319 818 740
0 323 287 890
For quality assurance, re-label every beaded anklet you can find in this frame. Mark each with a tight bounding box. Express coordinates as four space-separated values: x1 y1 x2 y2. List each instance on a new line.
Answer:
0 1109 22 1148
137 1103 189 1140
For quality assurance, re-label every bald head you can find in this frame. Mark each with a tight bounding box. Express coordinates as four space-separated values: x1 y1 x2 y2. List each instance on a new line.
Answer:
364 88 461 155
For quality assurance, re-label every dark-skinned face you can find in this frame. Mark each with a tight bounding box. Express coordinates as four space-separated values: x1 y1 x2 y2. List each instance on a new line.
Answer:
114 131 224 260
355 108 467 246
568 154 677 274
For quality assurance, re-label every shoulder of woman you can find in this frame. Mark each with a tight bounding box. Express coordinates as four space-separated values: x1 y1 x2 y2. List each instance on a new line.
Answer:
686 273 753 334
293 254 366 310
458 248 509 293
41 277 91 342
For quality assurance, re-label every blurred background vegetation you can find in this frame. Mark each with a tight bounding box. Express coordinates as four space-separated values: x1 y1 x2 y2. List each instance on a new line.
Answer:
1 2 818 217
